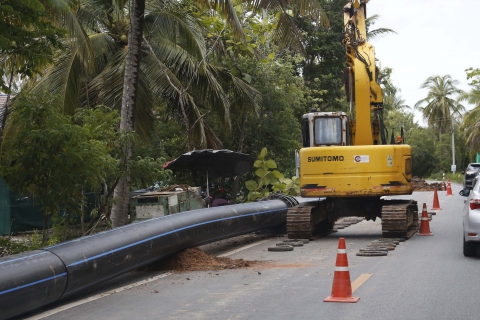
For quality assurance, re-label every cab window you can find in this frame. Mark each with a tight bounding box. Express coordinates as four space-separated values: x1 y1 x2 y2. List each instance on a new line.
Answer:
314 117 342 145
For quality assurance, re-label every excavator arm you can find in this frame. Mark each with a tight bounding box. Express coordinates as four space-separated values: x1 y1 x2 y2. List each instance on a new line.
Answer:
343 0 383 146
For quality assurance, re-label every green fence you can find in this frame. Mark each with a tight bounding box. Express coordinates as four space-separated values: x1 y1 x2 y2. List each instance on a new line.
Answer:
0 178 102 235
0 178 49 235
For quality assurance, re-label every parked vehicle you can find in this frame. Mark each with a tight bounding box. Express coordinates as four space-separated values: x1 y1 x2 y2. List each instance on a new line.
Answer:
459 180 480 257
462 163 480 189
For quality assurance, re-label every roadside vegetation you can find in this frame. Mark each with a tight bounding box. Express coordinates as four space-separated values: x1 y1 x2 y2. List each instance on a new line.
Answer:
1 0 479 252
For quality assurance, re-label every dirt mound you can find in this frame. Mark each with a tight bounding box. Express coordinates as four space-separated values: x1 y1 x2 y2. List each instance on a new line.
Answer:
412 177 444 192
142 247 260 272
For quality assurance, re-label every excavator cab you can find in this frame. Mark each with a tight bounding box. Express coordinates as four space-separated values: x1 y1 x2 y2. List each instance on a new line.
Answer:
302 111 350 147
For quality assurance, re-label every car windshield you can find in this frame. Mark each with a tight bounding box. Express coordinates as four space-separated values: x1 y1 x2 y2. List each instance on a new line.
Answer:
467 164 480 174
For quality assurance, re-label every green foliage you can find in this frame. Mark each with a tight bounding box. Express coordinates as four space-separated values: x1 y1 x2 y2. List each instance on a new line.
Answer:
460 68 480 152
1 94 117 220
384 109 417 139
0 237 28 257
297 0 347 113
245 147 300 201
415 75 465 139
0 230 60 257
407 127 437 177
465 67 480 86
130 156 172 190
27 229 59 248
0 0 65 91
378 66 410 114
408 123 468 178
212 50 303 176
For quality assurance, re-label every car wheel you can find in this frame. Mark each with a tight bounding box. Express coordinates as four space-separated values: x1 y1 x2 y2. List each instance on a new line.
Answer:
463 235 476 257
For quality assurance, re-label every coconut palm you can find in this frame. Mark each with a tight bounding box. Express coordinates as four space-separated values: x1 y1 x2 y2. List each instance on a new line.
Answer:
414 75 465 139
366 14 397 40
19 0 266 226
459 69 480 152
383 92 409 111
462 108 480 152
0 0 89 142
110 0 337 226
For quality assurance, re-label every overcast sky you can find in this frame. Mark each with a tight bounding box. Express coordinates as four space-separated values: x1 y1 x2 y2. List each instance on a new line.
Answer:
367 0 479 126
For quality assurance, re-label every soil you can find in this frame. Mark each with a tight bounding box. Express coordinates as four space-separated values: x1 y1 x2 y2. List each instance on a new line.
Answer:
412 177 445 192
140 247 262 273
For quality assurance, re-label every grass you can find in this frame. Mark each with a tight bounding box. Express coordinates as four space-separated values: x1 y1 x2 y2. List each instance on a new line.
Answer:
0 237 32 257
428 172 464 184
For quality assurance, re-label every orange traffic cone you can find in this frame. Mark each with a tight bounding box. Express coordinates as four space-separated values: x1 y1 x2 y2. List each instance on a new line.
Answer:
431 188 441 210
446 178 453 196
418 203 433 236
442 182 445 191
324 238 359 303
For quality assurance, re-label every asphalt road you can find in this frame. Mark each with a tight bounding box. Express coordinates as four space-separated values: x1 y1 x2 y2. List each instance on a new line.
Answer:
19 182 479 320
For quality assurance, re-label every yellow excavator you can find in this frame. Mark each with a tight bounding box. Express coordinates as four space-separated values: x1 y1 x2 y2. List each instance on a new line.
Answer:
287 0 418 239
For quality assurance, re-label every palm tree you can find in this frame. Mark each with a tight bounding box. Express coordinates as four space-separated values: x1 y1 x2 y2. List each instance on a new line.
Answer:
366 14 397 40
414 75 465 139
24 0 330 226
383 91 409 111
14 0 264 226
112 0 332 227
462 108 480 152
0 0 84 142
459 69 480 152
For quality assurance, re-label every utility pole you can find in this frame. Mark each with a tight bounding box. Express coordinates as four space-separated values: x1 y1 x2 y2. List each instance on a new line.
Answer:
451 123 456 174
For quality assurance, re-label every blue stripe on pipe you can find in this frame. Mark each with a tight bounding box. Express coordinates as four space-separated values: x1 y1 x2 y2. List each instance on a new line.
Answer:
67 207 284 267
0 251 48 266
2 205 285 298
0 272 67 296
45 204 270 249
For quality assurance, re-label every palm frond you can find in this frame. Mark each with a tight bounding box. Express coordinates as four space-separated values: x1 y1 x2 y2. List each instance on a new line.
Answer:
89 33 118 74
30 45 85 114
86 49 154 141
273 13 305 53
368 28 397 40
145 10 206 63
197 0 244 38
43 0 94 71
87 49 127 109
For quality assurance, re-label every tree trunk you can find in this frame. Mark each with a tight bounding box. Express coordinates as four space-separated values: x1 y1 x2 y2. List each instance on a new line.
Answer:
80 190 85 234
231 105 248 204
0 55 17 145
42 213 47 246
110 0 145 228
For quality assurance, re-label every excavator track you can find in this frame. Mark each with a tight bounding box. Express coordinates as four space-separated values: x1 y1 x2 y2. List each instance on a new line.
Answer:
287 206 315 239
287 199 419 240
381 200 419 239
286 202 332 239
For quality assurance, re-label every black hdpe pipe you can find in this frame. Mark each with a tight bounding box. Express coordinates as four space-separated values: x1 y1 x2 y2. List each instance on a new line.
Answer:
0 198 295 319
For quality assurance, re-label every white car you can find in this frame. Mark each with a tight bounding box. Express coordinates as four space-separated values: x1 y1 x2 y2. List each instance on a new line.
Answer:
462 163 480 189
460 176 480 256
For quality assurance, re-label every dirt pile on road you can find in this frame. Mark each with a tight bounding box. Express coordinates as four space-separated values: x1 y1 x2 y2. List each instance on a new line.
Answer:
143 247 260 272
412 177 444 191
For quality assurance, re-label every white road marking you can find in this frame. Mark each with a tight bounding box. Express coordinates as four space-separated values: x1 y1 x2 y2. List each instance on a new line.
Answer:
24 272 173 320
217 239 272 257
25 238 272 318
